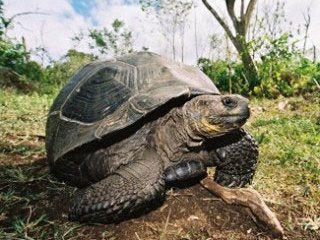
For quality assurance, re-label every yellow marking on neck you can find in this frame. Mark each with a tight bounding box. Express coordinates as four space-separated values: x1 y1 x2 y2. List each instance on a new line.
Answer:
200 118 221 134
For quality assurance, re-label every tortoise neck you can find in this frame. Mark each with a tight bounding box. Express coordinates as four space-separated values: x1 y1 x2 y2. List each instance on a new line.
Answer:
167 107 205 148
154 107 205 163
181 103 207 147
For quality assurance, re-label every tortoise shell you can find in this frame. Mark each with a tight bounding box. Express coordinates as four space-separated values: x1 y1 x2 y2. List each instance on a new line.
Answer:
45 52 219 163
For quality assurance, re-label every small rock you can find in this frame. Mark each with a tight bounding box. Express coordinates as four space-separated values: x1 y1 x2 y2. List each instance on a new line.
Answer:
187 215 199 221
277 99 289 111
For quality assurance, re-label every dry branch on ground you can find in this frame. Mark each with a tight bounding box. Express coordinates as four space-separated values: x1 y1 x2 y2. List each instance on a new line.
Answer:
200 176 284 238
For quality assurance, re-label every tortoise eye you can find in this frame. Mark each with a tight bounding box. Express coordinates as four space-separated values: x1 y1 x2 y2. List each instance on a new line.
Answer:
222 97 237 108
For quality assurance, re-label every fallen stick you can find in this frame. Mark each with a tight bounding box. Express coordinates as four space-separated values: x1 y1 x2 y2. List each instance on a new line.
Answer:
200 177 284 238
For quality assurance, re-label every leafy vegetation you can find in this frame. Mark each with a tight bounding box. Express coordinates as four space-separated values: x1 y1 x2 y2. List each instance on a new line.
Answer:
0 0 318 97
199 36 320 97
0 1 44 91
74 19 133 57
40 49 96 94
199 0 319 97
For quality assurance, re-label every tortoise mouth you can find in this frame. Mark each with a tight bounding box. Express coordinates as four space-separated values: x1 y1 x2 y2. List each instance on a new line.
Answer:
222 113 249 124
208 112 249 127
220 106 250 124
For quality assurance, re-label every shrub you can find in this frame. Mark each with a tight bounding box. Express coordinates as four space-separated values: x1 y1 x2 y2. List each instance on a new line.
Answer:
199 34 320 97
41 49 96 95
198 58 249 95
0 40 43 91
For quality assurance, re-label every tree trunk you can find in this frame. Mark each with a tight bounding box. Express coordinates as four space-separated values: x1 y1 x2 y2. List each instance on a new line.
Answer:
233 38 259 89
194 3 199 60
202 0 259 91
172 26 176 60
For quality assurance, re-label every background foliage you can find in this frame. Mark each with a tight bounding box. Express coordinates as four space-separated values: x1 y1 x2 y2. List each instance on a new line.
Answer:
199 33 320 97
0 0 319 97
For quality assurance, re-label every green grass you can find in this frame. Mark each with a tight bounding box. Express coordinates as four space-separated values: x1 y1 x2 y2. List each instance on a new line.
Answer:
0 90 53 161
0 89 319 239
0 90 52 136
247 95 320 232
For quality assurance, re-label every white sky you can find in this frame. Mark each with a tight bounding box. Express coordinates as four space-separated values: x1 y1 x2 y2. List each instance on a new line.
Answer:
4 0 320 65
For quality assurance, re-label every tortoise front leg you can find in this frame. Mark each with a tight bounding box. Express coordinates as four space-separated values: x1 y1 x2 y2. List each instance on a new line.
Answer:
69 149 165 223
164 159 207 183
210 129 259 188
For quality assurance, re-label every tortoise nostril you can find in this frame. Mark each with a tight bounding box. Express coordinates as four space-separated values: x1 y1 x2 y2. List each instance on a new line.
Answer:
222 97 237 108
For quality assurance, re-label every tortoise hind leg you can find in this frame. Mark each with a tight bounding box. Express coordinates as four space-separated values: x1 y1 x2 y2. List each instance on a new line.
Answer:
69 149 165 223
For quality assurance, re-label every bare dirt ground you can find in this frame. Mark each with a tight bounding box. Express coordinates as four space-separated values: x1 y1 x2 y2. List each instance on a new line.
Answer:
0 149 319 240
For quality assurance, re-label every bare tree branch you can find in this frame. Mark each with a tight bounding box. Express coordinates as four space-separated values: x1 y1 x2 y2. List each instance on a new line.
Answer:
302 3 312 54
240 0 245 19
3 11 49 36
244 0 257 33
200 177 284 238
201 0 236 42
193 2 199 60
6 11 48 28
226 0 239 31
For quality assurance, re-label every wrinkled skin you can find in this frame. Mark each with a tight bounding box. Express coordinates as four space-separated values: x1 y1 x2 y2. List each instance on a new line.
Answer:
50 94 258 223
164 129 259 187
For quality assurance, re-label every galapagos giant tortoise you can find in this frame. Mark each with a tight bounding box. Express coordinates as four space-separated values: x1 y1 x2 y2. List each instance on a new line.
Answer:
45 52 258 222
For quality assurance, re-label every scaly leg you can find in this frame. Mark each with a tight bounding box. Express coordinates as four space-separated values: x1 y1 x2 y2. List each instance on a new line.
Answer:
209 129 259 187
69 149 165 223
164 159 207 183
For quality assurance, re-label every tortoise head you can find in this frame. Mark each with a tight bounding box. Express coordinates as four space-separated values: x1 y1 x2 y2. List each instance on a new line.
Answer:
182 94 250 139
